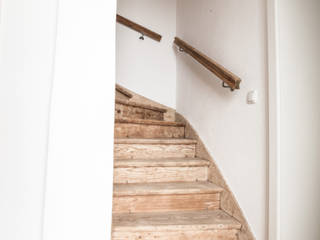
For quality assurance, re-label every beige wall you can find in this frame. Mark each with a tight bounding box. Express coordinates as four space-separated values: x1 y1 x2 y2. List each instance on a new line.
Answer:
277 0 320 239
176 1 268 239
116 0 177 108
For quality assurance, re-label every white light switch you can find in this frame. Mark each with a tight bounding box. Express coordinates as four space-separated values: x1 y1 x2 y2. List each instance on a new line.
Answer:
247 90 258 104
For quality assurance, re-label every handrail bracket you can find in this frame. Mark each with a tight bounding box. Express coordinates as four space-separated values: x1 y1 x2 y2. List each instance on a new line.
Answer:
174 37 241 91
116 14 162 42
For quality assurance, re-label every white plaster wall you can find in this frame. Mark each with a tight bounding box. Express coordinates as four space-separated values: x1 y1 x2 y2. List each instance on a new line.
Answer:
0 0 58 239
277 0 320 239
176 1 268 239
43 0 116 239
116 0 177 108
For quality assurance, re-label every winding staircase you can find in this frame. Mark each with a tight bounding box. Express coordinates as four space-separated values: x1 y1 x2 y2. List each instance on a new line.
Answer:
111 85 245 240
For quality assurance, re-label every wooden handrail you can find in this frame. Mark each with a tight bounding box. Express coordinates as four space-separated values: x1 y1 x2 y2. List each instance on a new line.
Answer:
116 14 162 42
116 84 133 99
174 37 241 90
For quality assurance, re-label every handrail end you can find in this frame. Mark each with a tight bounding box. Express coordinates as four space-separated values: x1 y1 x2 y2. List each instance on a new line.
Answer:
235 79 241 90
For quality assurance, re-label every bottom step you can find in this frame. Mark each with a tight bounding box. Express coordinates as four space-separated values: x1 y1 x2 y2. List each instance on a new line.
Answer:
112 210 241 240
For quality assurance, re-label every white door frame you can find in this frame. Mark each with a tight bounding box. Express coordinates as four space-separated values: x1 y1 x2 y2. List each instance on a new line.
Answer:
267 0 280 239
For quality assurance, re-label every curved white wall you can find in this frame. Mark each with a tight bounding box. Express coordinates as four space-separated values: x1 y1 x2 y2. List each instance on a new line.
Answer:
176 0 268 239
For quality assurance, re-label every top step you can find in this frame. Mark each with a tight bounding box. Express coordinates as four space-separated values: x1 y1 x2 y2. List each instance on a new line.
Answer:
115 99 167 121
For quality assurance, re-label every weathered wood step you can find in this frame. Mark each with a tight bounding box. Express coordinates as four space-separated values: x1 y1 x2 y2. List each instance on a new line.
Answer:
112 210 241 240
114 138 197 159
115 99 167 121
114 158 209 183
114 182 222 196
115 118 185 139
113 182 222 213
114 158 210 168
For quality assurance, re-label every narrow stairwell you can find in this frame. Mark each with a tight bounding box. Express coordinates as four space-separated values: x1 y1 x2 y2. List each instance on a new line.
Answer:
112 86 242 240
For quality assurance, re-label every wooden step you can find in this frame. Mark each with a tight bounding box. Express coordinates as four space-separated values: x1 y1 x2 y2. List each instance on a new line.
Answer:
112 210 241 240
114 158 209 183
115 118 185 139
113 182 222 213
115 99 167 121
114 138 197 159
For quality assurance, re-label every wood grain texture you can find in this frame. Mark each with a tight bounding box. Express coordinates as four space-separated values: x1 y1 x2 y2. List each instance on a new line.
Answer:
114 138 197 145
117 14 162 42
114 84 176 121
116 99 167 113
115 118 184 126
113 210 241 231
114 158 210 168
114 139 197 160
113 182 223 196
113 210 240 239
113 193 220 213
174 37 241 90
111 86 245 239
114 143 196 159
115 99 166 121
114 122 185 139
112 230 238 240
114 166 207 183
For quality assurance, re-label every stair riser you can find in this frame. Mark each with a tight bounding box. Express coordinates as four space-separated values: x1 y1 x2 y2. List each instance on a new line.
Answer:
112 230 238 240
114 123 185 139
115 103 164 121
113 193 220 213
114 167 208 184
114 143 196 159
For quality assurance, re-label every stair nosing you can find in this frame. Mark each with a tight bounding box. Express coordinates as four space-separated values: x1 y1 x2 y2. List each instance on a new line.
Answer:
114 158 210 168
113 182 223 197
114 138 197 145
115 118 185 127
112 210 242 231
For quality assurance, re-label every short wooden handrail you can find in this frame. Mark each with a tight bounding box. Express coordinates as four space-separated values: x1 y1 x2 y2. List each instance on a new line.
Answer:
116 14 162 42
174 37 241 90
116 84 133 99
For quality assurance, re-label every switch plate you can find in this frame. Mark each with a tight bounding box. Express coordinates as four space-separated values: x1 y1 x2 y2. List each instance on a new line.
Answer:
247 90 258 104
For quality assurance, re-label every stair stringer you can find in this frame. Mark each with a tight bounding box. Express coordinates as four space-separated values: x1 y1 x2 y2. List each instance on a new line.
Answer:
175 113 255 240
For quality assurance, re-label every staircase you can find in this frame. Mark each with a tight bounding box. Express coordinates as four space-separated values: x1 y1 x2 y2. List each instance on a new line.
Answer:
112 87 242 239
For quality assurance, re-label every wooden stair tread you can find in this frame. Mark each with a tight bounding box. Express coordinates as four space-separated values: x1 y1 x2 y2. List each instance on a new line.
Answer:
114 138 197 145
113 158 209 184
114 182 223 196
116 99 167 113
114 158 210 168
115 118 185 127
113 210 241 231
